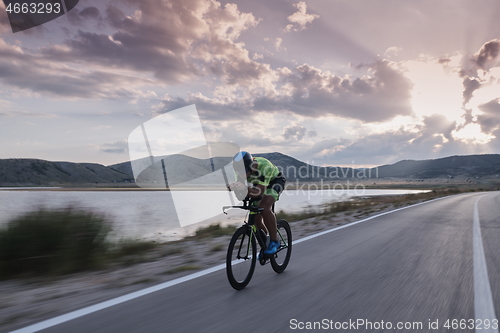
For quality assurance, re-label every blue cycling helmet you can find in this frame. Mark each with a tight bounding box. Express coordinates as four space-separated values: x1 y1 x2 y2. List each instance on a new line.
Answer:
233 151 254 173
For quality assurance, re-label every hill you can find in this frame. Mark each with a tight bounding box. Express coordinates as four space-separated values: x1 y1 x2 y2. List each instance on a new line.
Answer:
2 153 500 186
0 159 134 186
374 154 500 178
108 152 500 183
107 152 343 184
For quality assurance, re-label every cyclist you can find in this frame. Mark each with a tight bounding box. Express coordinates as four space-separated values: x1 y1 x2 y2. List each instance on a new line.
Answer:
229 151 286 255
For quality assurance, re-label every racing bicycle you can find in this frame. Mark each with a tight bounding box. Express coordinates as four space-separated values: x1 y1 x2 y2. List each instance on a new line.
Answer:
223 198 292 290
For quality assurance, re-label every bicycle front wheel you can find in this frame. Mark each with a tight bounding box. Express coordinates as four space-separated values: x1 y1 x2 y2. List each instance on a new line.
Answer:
270 219 292 273
226 226 256 290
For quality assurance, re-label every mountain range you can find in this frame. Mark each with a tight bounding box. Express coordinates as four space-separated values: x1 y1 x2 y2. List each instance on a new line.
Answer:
1 153 500 186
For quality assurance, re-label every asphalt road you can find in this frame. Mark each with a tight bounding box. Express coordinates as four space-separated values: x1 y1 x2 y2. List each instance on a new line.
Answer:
12 191 500 333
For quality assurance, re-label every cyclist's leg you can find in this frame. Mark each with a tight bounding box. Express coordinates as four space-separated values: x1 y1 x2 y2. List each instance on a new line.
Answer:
249 200 268 235
254 214 268 235
258 194 277 241
260 180 284 241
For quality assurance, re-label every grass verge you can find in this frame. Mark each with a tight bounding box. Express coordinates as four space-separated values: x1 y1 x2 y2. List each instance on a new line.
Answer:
0 207 111 279
0 208 236 280
187 223 237 239
277 188 475 222
0 207 161 280
113 239 159 257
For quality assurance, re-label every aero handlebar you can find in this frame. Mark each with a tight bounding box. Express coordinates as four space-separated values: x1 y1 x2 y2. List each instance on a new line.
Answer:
223 197 263 214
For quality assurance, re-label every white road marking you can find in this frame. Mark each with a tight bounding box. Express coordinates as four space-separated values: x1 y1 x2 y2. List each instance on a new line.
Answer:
9 263 227 333
473 196 499 333
10 194 461 333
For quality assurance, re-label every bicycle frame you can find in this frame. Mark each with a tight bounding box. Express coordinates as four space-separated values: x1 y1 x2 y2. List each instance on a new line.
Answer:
250 215 289 255
224 200 288 256
225 198 292 289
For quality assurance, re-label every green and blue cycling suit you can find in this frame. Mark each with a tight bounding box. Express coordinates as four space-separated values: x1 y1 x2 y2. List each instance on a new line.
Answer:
244 157 284 201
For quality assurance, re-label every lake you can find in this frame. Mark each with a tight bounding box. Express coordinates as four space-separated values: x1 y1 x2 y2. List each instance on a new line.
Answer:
0 188 426 241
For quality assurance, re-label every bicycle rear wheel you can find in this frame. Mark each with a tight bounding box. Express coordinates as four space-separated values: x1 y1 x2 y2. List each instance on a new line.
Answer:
270 219 292 273
226 226 256 290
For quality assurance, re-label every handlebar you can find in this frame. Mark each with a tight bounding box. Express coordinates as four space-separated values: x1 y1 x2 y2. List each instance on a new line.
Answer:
223 197 263 214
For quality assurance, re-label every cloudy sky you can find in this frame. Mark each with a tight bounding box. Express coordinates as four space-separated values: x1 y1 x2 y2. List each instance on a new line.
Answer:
1 0 500 167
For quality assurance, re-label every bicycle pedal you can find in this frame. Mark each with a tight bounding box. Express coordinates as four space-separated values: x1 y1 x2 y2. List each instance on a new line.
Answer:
258 252 269 265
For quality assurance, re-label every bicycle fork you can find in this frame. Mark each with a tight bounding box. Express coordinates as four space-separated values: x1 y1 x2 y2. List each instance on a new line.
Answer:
236 226 252 260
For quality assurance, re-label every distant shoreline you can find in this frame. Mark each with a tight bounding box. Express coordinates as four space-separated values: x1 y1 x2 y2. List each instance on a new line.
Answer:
0 176 496 191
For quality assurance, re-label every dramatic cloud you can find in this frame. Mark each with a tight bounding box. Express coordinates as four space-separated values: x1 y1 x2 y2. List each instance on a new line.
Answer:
421 114 456 140
40 0 263 85
0 1 10 34
328 121 465 165
265 61 413 121
284 1 319 33
460 40 500 79
304 137 351 159
275 37 285 51
477 98 500 134
252 53 263 60
3 0 500 165
1 0 412 125
332 129 417 161
0 39 156 99
409 114 457 153
66 6 101 26
462 77 481 105
472 39 500 71
99 140 128 154
304 111 477 165
438 58 451 65
159 60 413 123
282 125 306 140
384 47 403 58
457 40 500 129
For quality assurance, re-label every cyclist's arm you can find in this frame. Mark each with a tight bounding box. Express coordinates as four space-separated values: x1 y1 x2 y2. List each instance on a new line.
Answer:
249 172 272 197
229 182 264 196
248 184 266 198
